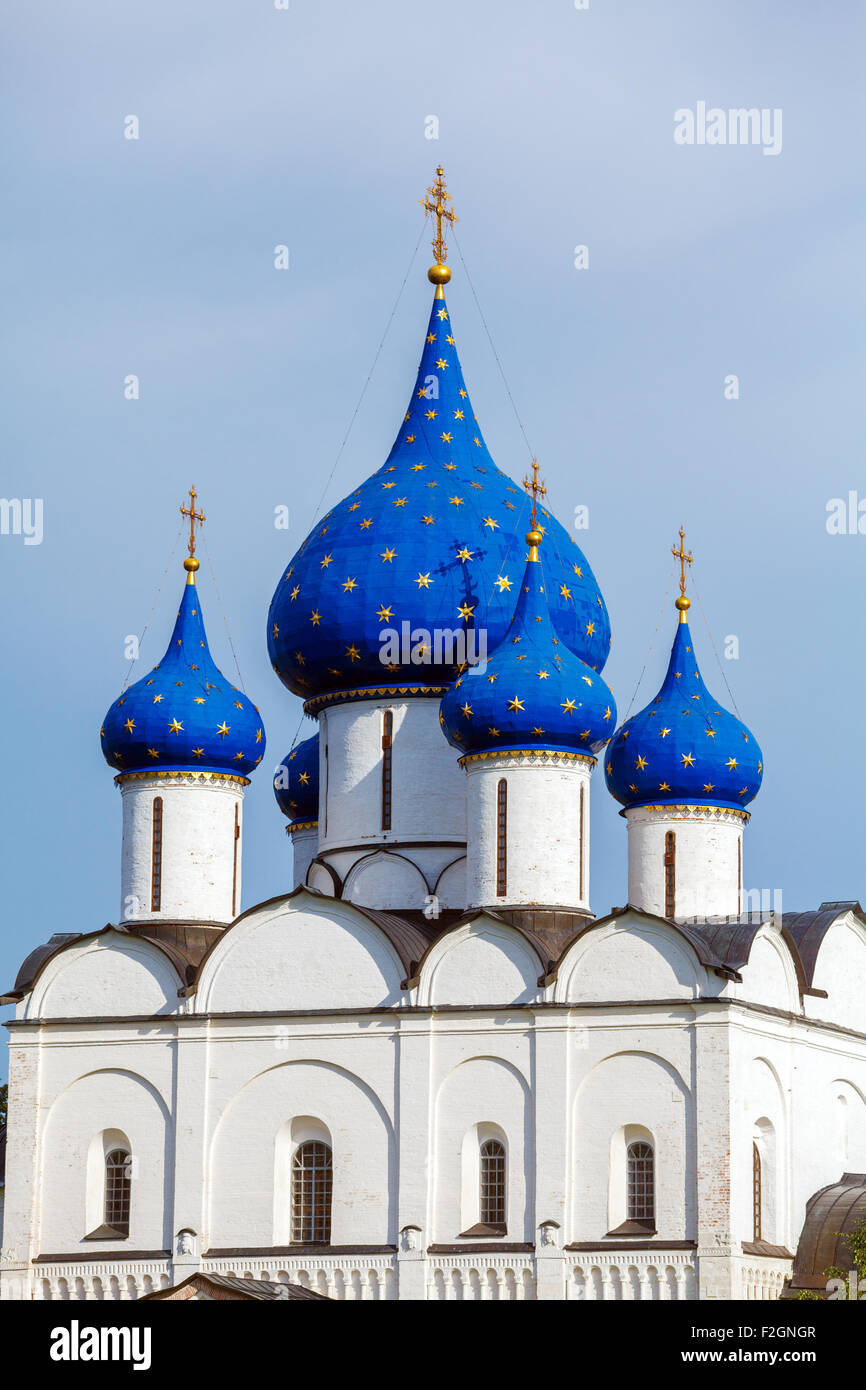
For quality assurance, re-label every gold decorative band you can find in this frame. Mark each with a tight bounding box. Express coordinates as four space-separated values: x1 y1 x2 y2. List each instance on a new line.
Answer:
626 802 750 823
459 748 597 768
303 684 447 715
288 819 318 833
115 769 250 788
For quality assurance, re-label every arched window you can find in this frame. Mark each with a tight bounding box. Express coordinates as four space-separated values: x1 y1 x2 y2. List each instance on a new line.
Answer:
579 782 585 901
663 831 676 919
752 1141 762 1241
104 1149 131 1236
496 779 507 897
480 1138 506 1227
231 803 240 917
291 1141 333 1244
627 1141 654 1223
151 797 163 911
381 710 393 831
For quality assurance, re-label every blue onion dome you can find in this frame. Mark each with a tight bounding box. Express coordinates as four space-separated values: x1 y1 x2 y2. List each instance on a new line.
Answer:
101 553 266 779
268 280 611 712
274 732 319 823
604 578 763 813
439 523 616 758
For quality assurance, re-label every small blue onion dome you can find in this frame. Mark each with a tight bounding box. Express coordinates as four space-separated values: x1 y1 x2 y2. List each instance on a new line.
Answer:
605 612 763 812
267 286 611 707
101 565 266 778
274 732 319 823
439 529 617 757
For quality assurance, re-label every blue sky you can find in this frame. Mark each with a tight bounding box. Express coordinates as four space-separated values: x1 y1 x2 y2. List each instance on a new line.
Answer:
2 1 865 1077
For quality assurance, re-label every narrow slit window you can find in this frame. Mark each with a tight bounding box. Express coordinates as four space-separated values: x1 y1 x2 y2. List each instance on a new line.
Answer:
231 803 240 917
105 1149 131 1235
579 781 585 901
752 1142 762 1241
663 830 676 919
291 1141 333 1245
738 838 743 915
382 710 393 831
496 779 507 897
627 1141 655 1224
480 1139 506 1227
151 797 163 912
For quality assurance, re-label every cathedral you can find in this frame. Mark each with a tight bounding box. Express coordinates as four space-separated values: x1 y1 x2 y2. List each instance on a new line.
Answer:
2 170 865 1303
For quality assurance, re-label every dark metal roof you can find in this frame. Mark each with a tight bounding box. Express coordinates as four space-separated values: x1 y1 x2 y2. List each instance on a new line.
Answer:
780 1172 866 1298
782 902 865 986
141 1272 329 1301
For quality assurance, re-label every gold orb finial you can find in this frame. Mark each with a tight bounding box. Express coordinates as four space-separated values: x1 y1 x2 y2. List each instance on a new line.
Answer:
180 486 206 584
420 166 457 295
671 526 693 622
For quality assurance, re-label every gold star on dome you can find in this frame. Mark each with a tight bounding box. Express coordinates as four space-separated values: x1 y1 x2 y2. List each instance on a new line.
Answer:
342 577 358 592
346 645 361 661
405 434 415 444
456 546 474 562
739 785 748 796
194 696 206 704
537 669 549 679
659 781 671 792
457 602 475 620
454 409 464 420
573 565 583 577
216 723 230 738
561 698 577 715
604 706 612 721
435 358 448 370
487 727 500 737
460 702 473 717
376 605 393 622
703 782 715 793
290 585 300 601
320 554 333 568
635 755 648 770
582 676 593 686
415 572 432 588
123 717 135 733
169 718 183 735
437 308 448 320
681 752 695 767
757 761 763 774
152 694 164 704
272 623 279 639
147 747 159 759
487 673 498 683
310 610 321 626
380 548 397 563
394 497 408 507
560 585 572 600
726 757 738 770
348 502 360 511
494 575 512 593
422 513 436 525
425 409 437 421
426 333 436 345
192 747 204 758
255 729 263 743
508 696 525 712
299 771 310 785
473 437 482 447
411 462 426 471
659 727 671 738
234 700 244 708
586 621 596 637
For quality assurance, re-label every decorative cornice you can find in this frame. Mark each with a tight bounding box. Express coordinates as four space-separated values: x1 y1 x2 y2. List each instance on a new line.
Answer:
303 684 446 715
288 819 318 834
624 802 750 824
459 748 597 769
115 769 250 789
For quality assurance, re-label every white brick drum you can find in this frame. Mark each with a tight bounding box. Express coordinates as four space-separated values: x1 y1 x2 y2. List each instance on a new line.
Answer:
463 752 594 910
626 805 745 919
118 773 245 923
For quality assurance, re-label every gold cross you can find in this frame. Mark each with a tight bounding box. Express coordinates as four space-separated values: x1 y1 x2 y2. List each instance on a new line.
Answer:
522 457 547 530
672 525 693 600
420 165 457 267
180 486 205 559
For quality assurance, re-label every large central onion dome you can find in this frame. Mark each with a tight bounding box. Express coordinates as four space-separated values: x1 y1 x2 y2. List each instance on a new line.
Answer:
268 232 611 711
440 522 616 757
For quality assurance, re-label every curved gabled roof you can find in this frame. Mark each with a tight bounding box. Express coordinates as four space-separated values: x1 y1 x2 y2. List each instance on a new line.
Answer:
783 901 865 987
781 1173 866 1297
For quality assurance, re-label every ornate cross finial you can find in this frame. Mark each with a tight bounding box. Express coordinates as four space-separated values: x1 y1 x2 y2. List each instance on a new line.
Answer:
421 165 457 290
672 525 693 620
180 486 205 582
523 457 547 529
